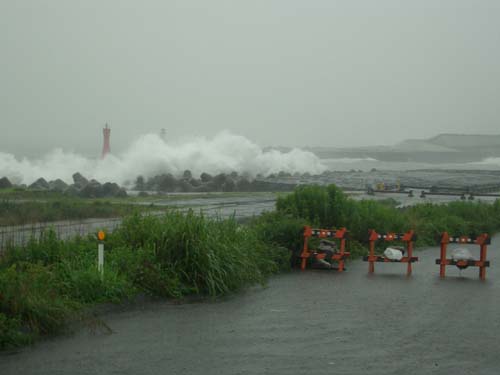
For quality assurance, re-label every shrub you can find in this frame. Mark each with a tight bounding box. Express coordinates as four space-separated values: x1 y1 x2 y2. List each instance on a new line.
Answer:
276 185 500 249
0 210 292 348
0 313 31 349
276 185 350 227
110 211 289 297
249 211 306 254
0 263 77 337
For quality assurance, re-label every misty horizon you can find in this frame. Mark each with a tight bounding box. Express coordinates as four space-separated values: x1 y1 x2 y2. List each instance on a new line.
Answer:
2 1 500 157
3 126 500 159
2 129 500 187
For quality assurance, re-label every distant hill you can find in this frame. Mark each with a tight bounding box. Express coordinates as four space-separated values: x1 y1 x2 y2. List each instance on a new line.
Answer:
391 139 457 152
428 134 500 149
391 134 500 153
303 133 500 163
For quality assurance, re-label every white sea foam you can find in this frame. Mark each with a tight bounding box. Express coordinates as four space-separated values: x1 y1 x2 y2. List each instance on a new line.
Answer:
469 157 500 166
0 132 327 185
322 157 378 163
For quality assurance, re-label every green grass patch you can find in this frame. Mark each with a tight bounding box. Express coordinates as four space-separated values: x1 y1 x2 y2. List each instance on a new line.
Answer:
109 211 288 297
0 199 165 226
273 184 500 253
0 191 279 226
0 210 289 349
3 185 500 350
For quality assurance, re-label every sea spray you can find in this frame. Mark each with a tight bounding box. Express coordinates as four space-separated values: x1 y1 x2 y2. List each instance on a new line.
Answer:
0 132 326 185
468 157 500 167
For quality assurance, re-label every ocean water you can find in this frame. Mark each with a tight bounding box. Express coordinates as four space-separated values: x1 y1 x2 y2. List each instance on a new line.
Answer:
321 157 500 172
2 130 500 186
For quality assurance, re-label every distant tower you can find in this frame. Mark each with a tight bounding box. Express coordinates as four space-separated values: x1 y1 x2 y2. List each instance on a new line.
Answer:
101 124 111 159
160 128 167 141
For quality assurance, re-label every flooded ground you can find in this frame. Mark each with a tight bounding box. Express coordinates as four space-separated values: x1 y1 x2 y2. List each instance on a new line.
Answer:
1 237 499 375
145 192 278 220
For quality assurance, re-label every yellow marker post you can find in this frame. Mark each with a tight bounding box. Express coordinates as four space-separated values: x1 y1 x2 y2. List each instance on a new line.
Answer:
97 231 106 278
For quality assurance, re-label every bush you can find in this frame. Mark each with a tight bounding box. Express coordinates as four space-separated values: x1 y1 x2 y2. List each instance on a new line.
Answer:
0 211 291 348
0 263 77 337
276 185 500 249
110 211 289 297
276 185 350 227
0 313 31 349
249 211 306 254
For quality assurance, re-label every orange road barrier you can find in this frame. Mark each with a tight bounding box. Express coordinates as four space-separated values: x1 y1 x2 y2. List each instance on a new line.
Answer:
300 226 350 271
363 230 418 276
435 232 490 280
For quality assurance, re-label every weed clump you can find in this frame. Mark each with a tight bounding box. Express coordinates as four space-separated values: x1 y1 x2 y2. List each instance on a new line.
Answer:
0 210 289 349
110 211 287 297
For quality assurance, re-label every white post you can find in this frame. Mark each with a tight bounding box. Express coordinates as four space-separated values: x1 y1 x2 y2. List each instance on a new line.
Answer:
98 242 104 278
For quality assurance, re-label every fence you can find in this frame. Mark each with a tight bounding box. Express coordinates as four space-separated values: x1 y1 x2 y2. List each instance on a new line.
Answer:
0 217 123 253
0 197 277 253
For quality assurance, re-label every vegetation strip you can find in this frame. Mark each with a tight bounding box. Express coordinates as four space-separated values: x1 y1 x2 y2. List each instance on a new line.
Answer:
2 184 500 349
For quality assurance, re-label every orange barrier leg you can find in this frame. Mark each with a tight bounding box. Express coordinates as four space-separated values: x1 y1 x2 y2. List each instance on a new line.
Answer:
407 242 413 276
338 239 345 272
301 235 309 271
439 242 447 278
479 244 487 280
369 240 375 274
301 258 307 271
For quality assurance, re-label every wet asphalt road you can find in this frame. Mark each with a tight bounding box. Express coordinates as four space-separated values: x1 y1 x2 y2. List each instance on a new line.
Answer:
1 238 500 375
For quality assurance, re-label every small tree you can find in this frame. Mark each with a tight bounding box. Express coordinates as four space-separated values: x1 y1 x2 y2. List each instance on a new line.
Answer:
200 172 213 183
135 175 145 191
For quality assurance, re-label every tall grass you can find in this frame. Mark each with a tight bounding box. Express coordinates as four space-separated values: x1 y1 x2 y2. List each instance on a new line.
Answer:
275 184 500 249
3 187 499 350
110 211 288 297
0 210 289 349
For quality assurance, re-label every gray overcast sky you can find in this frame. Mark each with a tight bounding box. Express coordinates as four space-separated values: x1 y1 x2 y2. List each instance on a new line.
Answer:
1 0 499 157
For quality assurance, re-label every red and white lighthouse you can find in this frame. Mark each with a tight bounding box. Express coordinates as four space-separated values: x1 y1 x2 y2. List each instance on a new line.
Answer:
101 124 111 159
